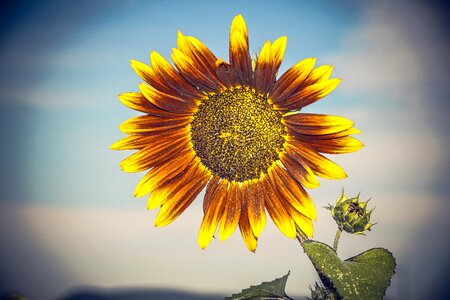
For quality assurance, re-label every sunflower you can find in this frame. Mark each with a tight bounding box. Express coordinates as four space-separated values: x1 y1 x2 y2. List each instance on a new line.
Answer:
112 15 363 251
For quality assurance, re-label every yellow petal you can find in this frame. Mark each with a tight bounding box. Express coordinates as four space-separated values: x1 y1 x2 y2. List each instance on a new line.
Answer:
284 203 314 237
283 113 354 135
150 51 200 98
120 138 190 173
230 14 248 43
139 83 196 114
134 149 194 197
271 36 287 68
296 78 341 100
155 164 210 227
301 65 334 87
198 180 228 249
256 40 272 66
268 163 316 220
130 60 154 84
261 175 296 239
238 184 258 252
229 31 252 85
171 48 218 91
275 78 341 111
253 41 273 92
119 114 191 134
270 57 316 102
218 181 241 241
306 136 364 154
203 175 220 213
177 31 218 80
117 92 150 113
287 143 347 180
246 180 266 237
279 151 320 189
147 158 201 209
111 130 186 150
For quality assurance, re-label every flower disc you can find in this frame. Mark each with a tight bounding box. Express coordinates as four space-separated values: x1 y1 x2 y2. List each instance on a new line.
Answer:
191 87 286 182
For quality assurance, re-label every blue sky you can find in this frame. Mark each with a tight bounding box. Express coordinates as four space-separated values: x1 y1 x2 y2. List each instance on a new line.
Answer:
0 1 449 299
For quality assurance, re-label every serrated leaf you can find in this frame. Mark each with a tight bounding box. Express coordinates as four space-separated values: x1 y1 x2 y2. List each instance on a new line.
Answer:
225 271 293 300
303 240 396 300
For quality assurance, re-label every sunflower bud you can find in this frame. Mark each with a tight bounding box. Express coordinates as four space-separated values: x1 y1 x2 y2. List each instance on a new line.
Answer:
327 191 375 235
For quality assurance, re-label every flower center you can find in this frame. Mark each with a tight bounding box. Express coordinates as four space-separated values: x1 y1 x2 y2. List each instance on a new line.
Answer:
190 87 286 182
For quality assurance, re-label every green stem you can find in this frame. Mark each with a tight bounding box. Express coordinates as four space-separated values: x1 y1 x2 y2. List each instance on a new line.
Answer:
333 229 342 252
295 226 308 244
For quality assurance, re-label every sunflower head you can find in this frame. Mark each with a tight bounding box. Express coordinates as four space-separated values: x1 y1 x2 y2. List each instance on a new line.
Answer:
327 191 375 235
112 14 363 251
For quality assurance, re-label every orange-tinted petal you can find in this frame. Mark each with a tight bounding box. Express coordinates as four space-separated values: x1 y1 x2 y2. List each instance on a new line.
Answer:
171 48 220 92
154 163 210 227
120 137 191 173
147 158 199 209
238 183 258 252
286 142 347 179
118 92 192 117
177 31 223 88
198 179 228 249
111 129 187 150
278 196 314 238
215 58 238 88
261 174 296 238
139 83 197 114
229 15 252 86
246 179 266 237
301 136 364 154
283 113 354 135
254 36 287 94
150 51 200 98
253 41 272 92
119 114 191 134
270 163 316 220
271 37 287 66
135 149 195 198
295 127 362 141
130 60 192 99
278 78 341 110
230 14 248 43
118 92 154 114
266 176 315 237
270 57 315 102
299 65 334 89
218 181 241 241
203 175 220 213
279 151 319 189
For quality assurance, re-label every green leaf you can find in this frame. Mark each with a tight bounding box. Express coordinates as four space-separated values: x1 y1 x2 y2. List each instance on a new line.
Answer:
224 271 293 300
303 240 396 300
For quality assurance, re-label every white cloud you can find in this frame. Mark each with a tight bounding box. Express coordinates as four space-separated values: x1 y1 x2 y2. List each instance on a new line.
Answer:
320 0 447 193
330 27 421 101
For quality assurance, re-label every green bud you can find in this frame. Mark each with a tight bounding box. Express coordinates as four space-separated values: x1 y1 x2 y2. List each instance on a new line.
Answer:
326 190 375 235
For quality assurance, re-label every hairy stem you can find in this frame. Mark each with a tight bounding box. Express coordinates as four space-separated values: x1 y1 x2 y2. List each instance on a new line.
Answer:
333 229 342 252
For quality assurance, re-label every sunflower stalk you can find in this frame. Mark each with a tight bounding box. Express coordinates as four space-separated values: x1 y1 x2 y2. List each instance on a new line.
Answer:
332 228 342 252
